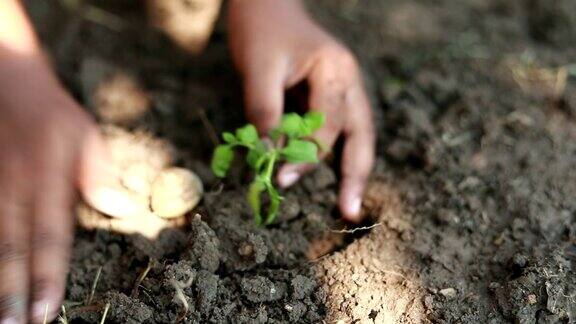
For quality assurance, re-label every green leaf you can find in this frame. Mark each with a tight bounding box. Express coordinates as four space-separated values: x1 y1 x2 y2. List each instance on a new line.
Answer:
246 141 267 170
248 179 266 226
269 128 282 143
264 184 282 225
236 124 258 145
279 113 304 138
301 112 325 136
211 145 234 178
222 132 236 144
281 139 319 163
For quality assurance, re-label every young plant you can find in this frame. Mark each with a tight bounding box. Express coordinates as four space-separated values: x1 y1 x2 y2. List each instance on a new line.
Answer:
211 112 325 226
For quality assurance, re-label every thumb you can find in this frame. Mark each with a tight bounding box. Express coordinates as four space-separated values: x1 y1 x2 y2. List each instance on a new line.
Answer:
77 128 148 218
242 57 288 134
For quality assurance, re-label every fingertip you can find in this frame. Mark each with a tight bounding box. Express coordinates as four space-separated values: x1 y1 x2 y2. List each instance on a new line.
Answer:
0 316 20 324
30 299 59 324
277 164 316 188
338 175 367 223
339 192 363 223
277 168 300 188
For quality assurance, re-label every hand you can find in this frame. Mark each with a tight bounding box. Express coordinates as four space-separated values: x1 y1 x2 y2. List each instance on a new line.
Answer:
0 59 121 323
228 0 375 222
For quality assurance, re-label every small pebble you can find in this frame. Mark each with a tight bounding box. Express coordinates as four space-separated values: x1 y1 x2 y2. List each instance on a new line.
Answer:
489 282 501 290
439 287 457 298
527 294 538 305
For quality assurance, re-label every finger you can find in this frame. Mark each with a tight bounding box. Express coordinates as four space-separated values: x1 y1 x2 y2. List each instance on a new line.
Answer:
78 128 147 218
0 159 30 324
338 84 375 222
29 143 74 323
277 63 344 188
242 56 288 134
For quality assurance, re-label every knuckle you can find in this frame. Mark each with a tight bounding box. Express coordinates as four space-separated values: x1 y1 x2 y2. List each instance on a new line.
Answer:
0 197 24 215
31 278 54 301
323 116 343 134
338 50 359 70
313 48 360 92
30 229 71 257
0 294 25 317
319 44 358 70
0 242 27 263
344 163 371 181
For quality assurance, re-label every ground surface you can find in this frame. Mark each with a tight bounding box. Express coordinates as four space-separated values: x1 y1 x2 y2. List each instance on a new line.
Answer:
27 0 576 323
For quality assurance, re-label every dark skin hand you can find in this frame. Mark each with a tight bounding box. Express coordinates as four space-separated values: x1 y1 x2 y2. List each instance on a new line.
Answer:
229 0 376 221
0 61 103 323
0 2 143 323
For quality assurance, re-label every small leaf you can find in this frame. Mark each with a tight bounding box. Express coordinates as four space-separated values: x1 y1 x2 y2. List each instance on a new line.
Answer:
301 112 325 136
222 132 236 144
269 128 282 143
211 145 234 178
246 141 267 170
248 179 266 226
279 113 303 138
281 139 319 163
236 124 258 145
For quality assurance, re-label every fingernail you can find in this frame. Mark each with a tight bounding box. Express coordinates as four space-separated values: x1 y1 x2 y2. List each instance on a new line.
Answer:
344 196 362 220
31 301 50 322
1 317 20 324
278 171 300 188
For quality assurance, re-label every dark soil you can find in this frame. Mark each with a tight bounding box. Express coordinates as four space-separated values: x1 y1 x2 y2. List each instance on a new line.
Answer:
26 0 576 322
67 179 336 323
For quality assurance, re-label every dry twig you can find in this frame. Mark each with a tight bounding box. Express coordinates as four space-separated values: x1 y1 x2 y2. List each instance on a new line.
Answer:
170 273 195 323
132 260 154 298
86 266 103 305
99 303 110 324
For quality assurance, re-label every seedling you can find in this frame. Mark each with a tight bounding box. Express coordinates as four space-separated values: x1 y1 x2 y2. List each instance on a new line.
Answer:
211 112 325 226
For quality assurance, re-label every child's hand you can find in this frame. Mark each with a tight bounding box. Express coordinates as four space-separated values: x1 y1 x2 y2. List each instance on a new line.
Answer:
228 0 375 222
0 59 137 323
0 2 147 321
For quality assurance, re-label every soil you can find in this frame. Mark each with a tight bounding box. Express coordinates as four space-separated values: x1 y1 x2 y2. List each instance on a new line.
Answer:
25 0 576 322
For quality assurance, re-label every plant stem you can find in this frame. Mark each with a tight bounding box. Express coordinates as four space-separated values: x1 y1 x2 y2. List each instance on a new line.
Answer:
264 150 278 181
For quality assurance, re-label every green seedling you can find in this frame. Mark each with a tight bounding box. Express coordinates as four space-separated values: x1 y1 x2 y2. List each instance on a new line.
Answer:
211 112 325 226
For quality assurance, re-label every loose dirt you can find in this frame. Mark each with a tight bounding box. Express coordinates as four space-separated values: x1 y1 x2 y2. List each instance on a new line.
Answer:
26 0 576 322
